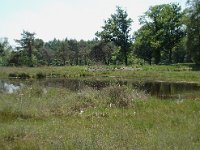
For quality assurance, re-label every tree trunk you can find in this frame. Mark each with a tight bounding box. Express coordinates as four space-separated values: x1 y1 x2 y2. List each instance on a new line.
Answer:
28 42 33 67
169 49 172 64
75 52 79 65
84 56 87 65
123 45 128 66
154 48 160 65
63 58 66 65
149 59 152 65
125 53 128 66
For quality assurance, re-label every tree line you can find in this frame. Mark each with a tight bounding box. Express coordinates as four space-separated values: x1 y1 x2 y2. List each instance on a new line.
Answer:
0 0 199 66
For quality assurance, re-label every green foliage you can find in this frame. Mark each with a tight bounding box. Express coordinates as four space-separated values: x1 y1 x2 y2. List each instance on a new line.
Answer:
172 37 187 63
36 72 46 79
138 3 185 64
96 6 133 65
42 38 100 66
0 2 198 66
133 25 153 64
89 41 114 65
0 38 12 66
15 31 36 67
186 0 200 64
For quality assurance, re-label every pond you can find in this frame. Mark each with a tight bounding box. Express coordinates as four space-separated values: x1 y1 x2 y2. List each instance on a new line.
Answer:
1 78 200 99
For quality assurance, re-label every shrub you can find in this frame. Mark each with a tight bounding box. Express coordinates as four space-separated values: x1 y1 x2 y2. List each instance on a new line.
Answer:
70 88 99 112
8 73 18 78
18 73 30 79
36 72 46 79
102 85 133 108
102 85 148 108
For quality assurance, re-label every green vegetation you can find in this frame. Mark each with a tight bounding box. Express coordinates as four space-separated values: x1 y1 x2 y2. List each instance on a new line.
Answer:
0 0 199 149
1 64 200 83
15 31 35 67
96 6 132 66
0 1 199 66
134 3 185 64
186 0 200 64
0 85 200 149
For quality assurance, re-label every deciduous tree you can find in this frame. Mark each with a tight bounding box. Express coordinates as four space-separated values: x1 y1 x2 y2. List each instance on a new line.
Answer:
186 0 200 64
140 4 185 64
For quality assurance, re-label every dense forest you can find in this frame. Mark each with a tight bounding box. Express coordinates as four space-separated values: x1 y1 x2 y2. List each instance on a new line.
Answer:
0 0 199 66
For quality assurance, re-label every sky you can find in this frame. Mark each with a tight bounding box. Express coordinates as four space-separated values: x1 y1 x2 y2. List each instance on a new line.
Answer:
0 0 187 46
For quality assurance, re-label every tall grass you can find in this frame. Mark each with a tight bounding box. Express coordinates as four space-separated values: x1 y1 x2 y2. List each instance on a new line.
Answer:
0 84 200 149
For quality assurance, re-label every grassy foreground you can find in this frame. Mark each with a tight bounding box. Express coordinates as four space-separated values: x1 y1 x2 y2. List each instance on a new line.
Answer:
0 64 200 83
0 85 200 149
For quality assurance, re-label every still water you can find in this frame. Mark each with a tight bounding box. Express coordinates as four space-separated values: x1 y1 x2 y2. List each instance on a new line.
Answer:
1 78 200 99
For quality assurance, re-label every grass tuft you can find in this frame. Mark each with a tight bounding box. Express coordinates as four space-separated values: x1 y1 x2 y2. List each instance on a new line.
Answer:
102 85 147 108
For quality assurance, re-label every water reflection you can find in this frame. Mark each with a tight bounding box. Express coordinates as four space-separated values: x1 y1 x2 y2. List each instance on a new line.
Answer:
35 79 200 99
0 80 22 93
139 81 200 99
1 78 200 99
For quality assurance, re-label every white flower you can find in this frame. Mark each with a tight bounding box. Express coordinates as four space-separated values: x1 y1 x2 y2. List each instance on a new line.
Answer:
80 110 84 114
109 103 112 108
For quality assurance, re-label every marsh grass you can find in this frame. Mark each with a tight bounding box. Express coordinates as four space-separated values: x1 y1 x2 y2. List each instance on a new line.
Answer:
1 64 200 82
0 84 200 149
